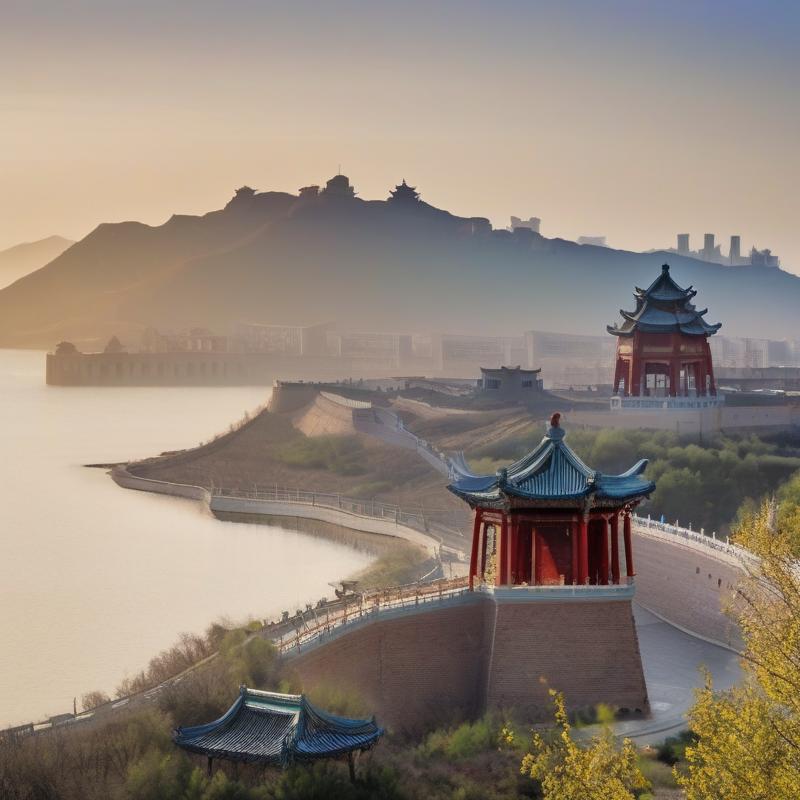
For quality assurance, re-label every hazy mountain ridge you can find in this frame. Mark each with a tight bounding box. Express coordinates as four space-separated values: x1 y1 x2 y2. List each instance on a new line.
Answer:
0 186 795 349
0 235 75 290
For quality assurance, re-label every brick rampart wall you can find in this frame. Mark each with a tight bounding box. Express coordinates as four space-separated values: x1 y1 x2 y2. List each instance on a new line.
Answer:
486 599 648 717
289 599 488 733
633 531 742 650
289 594 646 731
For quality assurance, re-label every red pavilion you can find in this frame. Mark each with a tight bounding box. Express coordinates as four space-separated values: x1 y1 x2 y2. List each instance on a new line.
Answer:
608 263 721 399
449 413 655 592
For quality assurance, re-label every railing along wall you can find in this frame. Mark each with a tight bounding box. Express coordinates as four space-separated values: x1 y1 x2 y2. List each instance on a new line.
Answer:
0 575 469 742
212 484 469 542
632 514 751 568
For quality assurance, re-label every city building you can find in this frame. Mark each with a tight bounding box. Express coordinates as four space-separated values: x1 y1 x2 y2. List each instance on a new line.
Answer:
323 174 355 197
577 235 607 247
439 334 528 376
140 327 229 353
508 216 541 234
478 365 543 397
750 247 780 267
667 232 780 267
608 263 721 402
233 322 331 356
729 235 741 264
525 329 615 388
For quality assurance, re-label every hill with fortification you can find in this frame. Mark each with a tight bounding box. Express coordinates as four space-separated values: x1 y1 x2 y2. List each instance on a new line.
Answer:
0 177 795 348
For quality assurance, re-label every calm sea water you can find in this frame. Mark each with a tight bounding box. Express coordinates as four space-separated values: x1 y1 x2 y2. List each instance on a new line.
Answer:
0 350 371 727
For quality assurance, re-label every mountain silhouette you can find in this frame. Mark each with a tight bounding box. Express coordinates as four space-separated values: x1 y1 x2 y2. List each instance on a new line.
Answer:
0 180 794 348
0 235 74 290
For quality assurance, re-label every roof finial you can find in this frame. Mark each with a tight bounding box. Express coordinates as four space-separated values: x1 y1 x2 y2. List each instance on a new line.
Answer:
496 467 508 487
547 412 566 441
662 263 670 273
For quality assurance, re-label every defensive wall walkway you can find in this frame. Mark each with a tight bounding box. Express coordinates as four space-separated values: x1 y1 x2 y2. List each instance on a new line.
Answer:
111 466 469 560
14 439 748 740
4 498 750 740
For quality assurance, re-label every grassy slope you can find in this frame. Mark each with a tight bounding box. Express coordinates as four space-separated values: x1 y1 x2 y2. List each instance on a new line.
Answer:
131 407 462 512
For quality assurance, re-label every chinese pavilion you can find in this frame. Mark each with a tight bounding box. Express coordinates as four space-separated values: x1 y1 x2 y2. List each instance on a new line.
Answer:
608 263 721 398
174 687 383 776
388 179 420 203
449 413 654 590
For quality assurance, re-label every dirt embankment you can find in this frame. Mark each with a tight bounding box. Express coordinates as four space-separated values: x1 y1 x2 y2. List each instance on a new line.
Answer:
130 405 462 512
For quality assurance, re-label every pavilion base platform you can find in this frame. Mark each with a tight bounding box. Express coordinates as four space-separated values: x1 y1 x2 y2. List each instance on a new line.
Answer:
288 585 649 733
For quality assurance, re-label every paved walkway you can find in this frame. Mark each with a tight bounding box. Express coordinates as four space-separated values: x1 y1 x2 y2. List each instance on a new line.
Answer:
615 604 742 743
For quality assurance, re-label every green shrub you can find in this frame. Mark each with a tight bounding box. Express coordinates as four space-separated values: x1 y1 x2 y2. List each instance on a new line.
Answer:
656 729 696 766
419 716 499 761
275 435 367 476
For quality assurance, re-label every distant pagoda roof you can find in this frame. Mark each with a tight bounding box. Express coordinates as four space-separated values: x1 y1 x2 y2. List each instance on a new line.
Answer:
448 414 654 510
480 365 541 376
388 179 420 202
607 263 721 338
174 687 383 766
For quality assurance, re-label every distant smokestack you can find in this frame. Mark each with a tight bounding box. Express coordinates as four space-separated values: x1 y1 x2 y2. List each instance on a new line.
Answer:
730 235 741 263
677 233 690 253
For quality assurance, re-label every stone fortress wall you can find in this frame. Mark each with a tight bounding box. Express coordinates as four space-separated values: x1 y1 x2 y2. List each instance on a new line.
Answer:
288 592 648 733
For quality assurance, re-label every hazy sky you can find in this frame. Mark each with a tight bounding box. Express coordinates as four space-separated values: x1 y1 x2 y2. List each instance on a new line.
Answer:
2 1 798 269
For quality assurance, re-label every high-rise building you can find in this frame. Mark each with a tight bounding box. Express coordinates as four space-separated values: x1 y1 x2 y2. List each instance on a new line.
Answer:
729 235 741 263
677 233 690 253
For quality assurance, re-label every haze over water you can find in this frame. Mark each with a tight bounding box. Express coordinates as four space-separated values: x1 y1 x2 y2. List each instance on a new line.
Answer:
0 350 371 728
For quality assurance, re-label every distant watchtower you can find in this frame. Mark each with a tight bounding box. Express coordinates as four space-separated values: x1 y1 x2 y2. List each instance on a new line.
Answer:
608 264 721 399
388 179 420 203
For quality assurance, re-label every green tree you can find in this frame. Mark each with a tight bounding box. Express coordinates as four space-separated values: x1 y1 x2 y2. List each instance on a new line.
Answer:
520 691 648 799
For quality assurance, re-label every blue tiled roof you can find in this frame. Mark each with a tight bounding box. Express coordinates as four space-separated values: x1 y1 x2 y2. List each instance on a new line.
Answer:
607 263 721 338
173 687 383 766
448 424 654 507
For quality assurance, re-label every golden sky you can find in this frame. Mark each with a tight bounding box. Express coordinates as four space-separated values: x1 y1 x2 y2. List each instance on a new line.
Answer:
2 1 798 270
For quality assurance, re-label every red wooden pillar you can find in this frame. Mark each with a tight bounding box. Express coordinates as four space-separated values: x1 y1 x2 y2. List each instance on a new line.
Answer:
479 522 488 579
578 515 589 585
610 512 620 585
468 510 482 590
705 340 716 395
508 516 519 585
497 513 508 586
623 511 635 578
599 516 609 585
568 517 580 584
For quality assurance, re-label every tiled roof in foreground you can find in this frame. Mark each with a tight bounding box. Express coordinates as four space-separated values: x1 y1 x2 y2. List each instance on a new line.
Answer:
607 263 721 338
448 416 654 509
173 687 383 766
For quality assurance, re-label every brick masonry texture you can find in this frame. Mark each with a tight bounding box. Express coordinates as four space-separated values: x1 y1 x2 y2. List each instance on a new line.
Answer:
289 595 647 731
633 532 743 649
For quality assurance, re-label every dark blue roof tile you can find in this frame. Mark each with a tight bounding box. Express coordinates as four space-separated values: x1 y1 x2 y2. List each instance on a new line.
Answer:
448 421 654 507
174 688 383 766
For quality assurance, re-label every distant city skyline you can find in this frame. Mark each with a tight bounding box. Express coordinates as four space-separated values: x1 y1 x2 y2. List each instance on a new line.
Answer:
2 1 798 270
